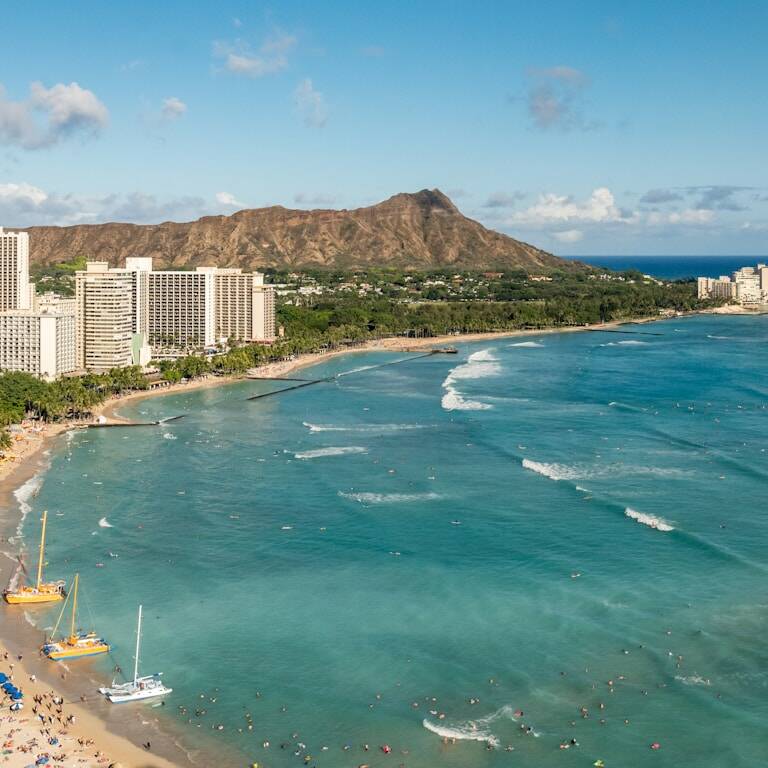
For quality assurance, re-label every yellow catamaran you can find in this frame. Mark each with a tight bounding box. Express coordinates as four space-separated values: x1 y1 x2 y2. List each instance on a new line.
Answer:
42 573 110 661
3 511 65 605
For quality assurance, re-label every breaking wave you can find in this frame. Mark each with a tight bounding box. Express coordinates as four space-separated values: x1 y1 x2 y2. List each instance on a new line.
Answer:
521 458 581 481
675 674 711 686
624 507 674 532
422 704 520 748
510 341 544 348
11 474 45 543
441 348 501 411
295 446 368 459
98 517 114 528
338 491 441 505
162 432 177 440
303 422 428 433
522 458 689 482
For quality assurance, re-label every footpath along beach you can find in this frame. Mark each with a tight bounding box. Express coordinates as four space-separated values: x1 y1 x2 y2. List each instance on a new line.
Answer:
0 314 699 767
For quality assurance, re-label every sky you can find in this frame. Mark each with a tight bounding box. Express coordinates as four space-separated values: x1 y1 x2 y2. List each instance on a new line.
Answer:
0 0 766 256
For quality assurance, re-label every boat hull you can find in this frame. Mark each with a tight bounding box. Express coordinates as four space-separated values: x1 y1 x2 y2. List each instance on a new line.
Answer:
99 685 172 703
4 585 65 604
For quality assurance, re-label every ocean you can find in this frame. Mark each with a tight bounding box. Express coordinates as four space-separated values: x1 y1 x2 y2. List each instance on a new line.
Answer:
569 255 766 280
11 313 768 768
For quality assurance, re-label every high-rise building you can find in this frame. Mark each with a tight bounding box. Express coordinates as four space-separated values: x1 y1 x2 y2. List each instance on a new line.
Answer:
0 311 76 381
215 268 276 343
148 268 216 357
0 227 31 311
75 263 136 372
76 258 276 365
252 273 276 342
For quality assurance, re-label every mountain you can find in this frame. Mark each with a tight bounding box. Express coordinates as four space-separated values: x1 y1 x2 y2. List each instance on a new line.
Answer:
23 189 567 272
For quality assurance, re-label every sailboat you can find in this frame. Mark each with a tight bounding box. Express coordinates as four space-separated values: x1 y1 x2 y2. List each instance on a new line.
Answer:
4 511 65 604
99 605 172 703
42 573 110 660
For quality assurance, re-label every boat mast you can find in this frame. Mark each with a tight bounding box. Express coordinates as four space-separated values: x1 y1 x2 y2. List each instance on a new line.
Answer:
70 573 79 640
133 604 142 685
36 511 47 590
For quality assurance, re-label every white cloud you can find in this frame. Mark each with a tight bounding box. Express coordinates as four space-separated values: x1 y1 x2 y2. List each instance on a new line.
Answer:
295 79 328 127
647 209 715 225
511 187 625 225
0 182 242 226
0 81 108 149
215 191 245 208
214 34 297 78
161 97 187 120
552 229 584 243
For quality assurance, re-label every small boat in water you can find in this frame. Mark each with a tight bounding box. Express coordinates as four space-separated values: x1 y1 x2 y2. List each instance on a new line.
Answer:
4 511 65 605
42 573 110 661
99 604 171 703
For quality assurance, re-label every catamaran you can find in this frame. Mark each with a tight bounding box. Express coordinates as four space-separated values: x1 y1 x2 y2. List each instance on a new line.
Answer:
42 573 110 661
4 510 65 604
99 605 172 703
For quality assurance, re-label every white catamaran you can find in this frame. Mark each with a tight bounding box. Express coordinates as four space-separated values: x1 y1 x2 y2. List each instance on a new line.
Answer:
98 605 172 703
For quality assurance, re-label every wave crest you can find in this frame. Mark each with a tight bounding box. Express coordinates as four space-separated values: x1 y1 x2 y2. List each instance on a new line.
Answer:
625 507 674 532
442 348 501 411
338 491 440 504
295 446 368 459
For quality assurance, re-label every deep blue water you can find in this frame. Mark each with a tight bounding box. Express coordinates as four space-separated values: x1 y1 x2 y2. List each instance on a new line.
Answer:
12 314 768 768
570 255 766 280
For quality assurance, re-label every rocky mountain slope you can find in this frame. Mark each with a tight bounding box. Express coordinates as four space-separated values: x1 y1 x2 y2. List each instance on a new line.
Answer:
24 189 566 271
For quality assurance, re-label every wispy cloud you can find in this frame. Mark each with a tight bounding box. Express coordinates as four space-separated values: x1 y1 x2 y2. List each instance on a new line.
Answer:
0 81 108 150
214 33 297 78
293 192 336 206
0 181 245 226
216 191 245 208
524 66 598 131
161 97 187 120
295 79 328 127
483 191 525 208
640 185 754 211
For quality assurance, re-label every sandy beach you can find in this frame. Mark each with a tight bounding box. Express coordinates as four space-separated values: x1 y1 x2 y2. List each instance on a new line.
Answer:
0 316 678 767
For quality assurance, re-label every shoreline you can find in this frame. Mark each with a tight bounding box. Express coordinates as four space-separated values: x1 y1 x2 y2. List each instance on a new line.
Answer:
0 311 702 767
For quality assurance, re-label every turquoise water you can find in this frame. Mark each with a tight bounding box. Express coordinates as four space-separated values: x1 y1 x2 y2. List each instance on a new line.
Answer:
15 315 768 767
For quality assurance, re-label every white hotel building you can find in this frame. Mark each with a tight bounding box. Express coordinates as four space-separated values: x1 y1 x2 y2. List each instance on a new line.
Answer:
698 264 768 306
76 258 276 370
0 229 77 381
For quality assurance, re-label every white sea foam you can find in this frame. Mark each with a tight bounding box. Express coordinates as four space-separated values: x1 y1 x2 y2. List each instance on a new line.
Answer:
624 507 674 532
163 432 177 440
522 458 581 481
617 339 649 345
422 704 520 748
303 421 427 433
522 458 688 483
11 474 45 543
295 446 368 459
441 348 501 411
339 491 441 504
510 341 544 348
675 674 711 686
337 364 376 377
98 517 114 528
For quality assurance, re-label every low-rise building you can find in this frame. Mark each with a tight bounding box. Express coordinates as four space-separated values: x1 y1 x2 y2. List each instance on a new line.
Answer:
0 311 76 381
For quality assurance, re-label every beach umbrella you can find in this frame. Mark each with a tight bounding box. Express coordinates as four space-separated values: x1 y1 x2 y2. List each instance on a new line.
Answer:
11 692 23 700
0 673 7 683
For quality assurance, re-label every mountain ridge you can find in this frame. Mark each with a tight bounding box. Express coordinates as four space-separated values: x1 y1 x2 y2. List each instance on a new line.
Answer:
22 189 568 272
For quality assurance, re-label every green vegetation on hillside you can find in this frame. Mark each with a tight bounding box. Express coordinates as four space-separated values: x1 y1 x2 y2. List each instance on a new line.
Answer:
30 255 86 296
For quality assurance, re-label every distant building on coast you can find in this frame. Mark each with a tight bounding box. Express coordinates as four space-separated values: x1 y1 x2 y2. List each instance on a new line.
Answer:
697 263 768 306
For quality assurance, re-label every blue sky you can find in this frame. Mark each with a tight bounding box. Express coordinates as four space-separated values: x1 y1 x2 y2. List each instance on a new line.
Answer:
0 1 766 255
